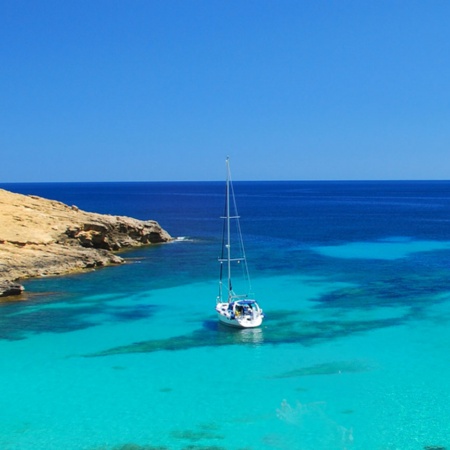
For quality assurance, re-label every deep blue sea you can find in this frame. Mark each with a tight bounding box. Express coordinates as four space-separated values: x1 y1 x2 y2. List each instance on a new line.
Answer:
2 181 450 449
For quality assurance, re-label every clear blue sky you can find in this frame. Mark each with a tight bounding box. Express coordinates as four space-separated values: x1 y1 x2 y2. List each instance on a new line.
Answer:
1 0 450 182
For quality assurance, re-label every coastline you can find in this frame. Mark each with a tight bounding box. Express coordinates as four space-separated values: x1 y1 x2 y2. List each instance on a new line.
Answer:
0 188 172 297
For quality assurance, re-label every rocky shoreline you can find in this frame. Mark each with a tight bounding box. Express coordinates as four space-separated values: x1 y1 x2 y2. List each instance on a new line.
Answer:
0 188 172 298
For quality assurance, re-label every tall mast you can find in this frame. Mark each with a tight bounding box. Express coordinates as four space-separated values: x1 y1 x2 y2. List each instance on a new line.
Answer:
226 157 232 300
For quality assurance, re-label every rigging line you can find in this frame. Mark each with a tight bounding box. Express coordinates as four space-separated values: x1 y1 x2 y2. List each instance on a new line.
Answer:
228 165 253 294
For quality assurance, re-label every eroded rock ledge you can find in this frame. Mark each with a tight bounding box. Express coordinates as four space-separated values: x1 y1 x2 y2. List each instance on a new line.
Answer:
0 188 172 297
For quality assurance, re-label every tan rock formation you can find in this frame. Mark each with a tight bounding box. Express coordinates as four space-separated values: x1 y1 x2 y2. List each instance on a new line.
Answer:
0 188 172 296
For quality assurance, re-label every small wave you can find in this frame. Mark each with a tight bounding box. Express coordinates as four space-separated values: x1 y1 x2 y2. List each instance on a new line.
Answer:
174 236 194 242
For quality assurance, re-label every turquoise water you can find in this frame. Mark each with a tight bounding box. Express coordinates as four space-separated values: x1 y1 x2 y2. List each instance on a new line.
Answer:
2 181 450 449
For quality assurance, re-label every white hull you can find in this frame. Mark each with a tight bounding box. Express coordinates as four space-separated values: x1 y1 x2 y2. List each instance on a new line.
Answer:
216 301 264 329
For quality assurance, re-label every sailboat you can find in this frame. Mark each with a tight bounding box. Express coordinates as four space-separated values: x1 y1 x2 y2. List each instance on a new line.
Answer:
215 157 264 328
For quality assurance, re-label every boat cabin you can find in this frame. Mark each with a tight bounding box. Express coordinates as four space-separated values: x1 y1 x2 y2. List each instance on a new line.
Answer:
228 300 259 318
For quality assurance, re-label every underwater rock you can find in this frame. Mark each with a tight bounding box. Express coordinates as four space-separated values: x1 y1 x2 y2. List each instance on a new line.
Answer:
0 282 24 297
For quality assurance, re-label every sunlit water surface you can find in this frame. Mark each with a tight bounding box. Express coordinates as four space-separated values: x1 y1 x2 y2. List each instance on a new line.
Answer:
1 181 450 450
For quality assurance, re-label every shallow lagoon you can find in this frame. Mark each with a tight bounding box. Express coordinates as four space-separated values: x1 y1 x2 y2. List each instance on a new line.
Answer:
2 181 450 449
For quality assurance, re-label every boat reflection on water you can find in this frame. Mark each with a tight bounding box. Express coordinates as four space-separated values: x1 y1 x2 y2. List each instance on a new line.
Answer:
215 321 265 347
233 326 264 346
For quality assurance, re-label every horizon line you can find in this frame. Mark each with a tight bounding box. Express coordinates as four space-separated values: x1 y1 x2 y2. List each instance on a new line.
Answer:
1 179 450 185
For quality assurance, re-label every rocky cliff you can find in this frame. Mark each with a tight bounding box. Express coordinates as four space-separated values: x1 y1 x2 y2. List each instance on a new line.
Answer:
0 188 172 297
